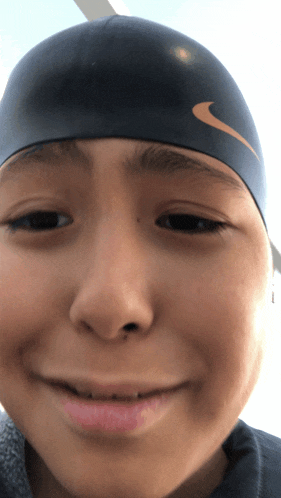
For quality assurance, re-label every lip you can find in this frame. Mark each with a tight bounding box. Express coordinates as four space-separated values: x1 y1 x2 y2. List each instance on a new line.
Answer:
51 383 180 433
41 375 186 398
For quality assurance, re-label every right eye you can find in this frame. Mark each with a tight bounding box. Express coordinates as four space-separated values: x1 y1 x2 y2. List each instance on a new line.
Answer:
6 211 71 233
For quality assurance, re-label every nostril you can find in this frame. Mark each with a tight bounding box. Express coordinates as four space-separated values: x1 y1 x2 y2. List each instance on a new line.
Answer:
123 323 138 332
83 322 92 331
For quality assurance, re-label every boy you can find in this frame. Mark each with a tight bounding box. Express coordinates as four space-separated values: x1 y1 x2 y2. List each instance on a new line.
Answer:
0 15 280 498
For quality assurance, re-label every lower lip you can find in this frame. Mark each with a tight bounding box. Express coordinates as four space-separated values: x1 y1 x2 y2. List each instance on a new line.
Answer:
53 385 177 433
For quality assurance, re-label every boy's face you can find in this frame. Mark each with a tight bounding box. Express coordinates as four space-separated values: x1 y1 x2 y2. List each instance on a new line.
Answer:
0 138 273 498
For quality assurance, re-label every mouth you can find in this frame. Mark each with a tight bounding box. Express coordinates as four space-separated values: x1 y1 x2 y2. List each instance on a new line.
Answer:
50 381 181 433
51 382 176 403
42 376 188 433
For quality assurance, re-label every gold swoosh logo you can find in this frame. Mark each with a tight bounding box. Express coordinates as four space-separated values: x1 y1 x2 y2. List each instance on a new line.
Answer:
192 102 260 162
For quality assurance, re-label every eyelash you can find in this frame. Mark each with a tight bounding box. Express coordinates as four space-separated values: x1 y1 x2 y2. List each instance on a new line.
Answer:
6 211 227 236
6 211 70 233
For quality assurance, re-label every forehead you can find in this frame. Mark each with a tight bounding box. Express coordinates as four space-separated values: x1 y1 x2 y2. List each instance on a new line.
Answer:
0 138 248 197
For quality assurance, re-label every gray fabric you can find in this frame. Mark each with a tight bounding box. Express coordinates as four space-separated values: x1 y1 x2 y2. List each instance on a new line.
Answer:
0 412 32 497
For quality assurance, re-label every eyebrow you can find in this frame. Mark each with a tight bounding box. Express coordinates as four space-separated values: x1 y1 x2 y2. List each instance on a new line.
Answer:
126 143 247 194
0 141 247 195
0 141 90 180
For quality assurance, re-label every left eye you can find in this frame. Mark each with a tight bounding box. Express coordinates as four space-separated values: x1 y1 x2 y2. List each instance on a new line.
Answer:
7 211 71 232
156 214 227 235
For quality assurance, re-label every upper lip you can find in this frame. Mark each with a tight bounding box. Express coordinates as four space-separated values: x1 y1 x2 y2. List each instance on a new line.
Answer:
42 375 186 397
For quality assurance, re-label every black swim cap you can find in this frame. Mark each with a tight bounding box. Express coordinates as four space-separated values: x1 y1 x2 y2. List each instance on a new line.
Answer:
0 15 268 231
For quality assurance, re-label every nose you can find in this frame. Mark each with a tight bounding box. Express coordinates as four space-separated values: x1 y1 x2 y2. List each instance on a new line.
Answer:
69 217 154 341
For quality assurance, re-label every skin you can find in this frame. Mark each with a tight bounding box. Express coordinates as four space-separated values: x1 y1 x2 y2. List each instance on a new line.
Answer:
0 138 274 498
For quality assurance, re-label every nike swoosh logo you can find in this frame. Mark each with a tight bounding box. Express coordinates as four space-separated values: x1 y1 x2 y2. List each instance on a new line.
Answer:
192 102 260 162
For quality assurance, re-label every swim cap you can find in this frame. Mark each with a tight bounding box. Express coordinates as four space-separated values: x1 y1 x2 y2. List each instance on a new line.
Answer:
0 15 267 231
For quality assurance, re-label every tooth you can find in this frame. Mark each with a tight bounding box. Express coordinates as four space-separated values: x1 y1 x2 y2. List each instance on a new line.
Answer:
72 389 141 400
79 391 93 398
73 389 96 399
114 393 139 400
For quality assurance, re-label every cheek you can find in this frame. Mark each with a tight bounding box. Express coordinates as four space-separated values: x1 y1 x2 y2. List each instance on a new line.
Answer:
162 247 270 412
0 246 70 417
0 246 66 355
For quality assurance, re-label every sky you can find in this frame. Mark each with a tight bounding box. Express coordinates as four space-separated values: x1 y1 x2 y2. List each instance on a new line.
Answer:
0 0 280 436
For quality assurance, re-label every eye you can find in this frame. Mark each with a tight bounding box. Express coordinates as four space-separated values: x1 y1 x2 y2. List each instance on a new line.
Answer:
156 214 227 235
6 211 71 233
